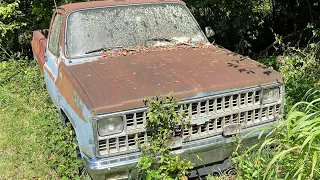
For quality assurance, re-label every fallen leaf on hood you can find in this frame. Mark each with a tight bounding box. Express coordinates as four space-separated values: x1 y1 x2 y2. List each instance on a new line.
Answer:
101 51 107 57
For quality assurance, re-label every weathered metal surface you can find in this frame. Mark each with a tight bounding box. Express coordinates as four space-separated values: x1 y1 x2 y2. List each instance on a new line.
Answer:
68 46 283 114
60 0 185 14
31 30 48 72
55 62 95 121
223 123 242 136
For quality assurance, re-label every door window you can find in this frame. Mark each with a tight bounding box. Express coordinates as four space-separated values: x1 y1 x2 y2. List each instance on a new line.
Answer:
48 13 63 56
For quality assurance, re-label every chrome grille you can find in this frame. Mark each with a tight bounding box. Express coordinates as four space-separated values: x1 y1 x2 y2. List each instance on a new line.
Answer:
126 89 261 129
99 132 152 155
98 86 283 156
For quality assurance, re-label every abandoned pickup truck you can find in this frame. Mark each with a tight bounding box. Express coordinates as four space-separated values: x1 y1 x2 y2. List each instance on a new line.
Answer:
31 0 284 179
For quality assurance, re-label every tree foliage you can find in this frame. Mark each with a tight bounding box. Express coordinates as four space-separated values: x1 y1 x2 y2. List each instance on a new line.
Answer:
184 0 320 55
0 0 85 59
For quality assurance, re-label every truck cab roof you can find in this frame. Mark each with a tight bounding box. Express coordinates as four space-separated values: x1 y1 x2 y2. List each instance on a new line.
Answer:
60 0 185 14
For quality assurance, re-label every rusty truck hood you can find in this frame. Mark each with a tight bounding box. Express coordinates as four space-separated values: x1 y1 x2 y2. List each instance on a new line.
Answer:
68 47 282 114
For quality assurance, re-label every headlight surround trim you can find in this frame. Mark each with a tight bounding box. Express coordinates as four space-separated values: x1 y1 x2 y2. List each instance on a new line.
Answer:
97 116 124 137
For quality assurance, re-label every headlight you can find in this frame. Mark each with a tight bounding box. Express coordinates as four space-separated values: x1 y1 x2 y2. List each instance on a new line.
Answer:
262 88 280 104
98 117 124 136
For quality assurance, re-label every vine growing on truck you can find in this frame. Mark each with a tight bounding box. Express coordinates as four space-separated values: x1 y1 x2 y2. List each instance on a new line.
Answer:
136 93 193 180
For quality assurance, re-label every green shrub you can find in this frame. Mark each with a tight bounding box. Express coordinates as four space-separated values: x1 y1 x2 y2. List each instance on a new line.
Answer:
136 94 193 180
233 90 320 179
281 44 320 109
258 42 320 110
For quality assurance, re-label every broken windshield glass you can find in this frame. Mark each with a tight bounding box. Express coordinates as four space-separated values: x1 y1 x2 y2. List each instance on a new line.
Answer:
66 3 208 58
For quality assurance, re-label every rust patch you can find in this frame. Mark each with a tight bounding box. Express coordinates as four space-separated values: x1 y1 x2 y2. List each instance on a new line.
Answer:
67 45 283 114
31 30 48 72
56 62 95 120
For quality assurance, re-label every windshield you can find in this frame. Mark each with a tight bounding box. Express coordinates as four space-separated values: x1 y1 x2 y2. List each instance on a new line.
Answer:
66 3 208 58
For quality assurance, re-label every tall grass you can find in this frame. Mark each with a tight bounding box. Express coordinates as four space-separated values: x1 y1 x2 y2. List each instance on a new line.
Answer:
233 90 320 179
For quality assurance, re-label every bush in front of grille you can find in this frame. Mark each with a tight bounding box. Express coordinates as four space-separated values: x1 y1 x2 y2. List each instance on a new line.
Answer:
136 93 193 180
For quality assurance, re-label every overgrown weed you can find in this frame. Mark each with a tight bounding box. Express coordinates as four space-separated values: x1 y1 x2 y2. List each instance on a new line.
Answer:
259 42 320 110
233 90 320 179
136 94 193 179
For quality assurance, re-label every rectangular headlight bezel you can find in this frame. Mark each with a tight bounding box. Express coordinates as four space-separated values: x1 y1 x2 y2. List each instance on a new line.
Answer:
97 116 124 137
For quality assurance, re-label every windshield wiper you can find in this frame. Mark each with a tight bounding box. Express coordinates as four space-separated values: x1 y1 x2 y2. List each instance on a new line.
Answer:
85 46 123 54
181 42 197 48
146 37 174 42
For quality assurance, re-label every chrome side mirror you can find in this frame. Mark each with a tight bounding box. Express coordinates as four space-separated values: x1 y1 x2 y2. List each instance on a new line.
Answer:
205 26 215 38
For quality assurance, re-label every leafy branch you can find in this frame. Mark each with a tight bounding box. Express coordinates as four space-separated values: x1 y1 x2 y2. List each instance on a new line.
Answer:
136 93 193 180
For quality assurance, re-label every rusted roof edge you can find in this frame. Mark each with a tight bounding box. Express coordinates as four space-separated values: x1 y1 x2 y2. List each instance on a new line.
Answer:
60 0 185 14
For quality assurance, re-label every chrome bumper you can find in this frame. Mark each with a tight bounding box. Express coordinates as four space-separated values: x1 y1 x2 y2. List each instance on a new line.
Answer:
84 121 276 180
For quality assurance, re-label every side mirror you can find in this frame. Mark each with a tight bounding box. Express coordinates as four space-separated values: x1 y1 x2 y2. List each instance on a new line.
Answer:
205 26 215 38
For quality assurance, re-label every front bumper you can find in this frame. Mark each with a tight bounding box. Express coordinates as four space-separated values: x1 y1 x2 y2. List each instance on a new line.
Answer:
84 121 276 180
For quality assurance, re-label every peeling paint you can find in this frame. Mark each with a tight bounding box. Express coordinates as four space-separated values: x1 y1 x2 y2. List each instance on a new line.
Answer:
73 91 85 112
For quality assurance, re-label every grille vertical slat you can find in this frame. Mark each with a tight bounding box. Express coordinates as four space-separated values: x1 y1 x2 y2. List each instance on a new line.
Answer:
143 112 147 126
206 100 209 114
200 123 206 133
133 113 137 128
217 97 222 112
240 112 245 124
200 101 207 114
248 92 253 105
232 94 239 109
262 107 268 120
192 103 198 115
109 138 117 153
192 124 198 134
247 110 253 123
208 99 214 112
240 93 246 106
126 114 134 128
217 117 223 129
255 109 261 122
136 112 144 125
255 90 261 104
188 103 192 117
183 125 190 136
208 119 214 131
128 134 135 148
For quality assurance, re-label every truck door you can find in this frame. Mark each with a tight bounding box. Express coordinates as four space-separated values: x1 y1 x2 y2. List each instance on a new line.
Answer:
44 13 63 106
